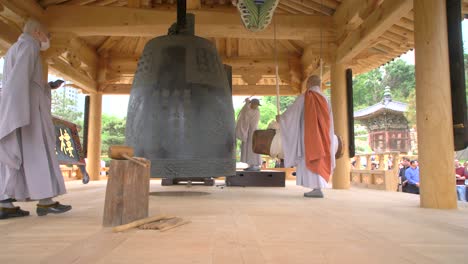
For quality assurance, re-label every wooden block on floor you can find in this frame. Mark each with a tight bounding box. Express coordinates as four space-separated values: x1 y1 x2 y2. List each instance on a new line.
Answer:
225 170 285 187
103 159 150 227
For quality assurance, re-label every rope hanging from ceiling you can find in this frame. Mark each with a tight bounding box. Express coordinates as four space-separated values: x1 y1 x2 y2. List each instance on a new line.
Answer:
233 0 279 32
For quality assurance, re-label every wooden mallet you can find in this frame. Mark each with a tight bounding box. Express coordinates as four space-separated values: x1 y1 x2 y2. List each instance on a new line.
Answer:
108 145 149 167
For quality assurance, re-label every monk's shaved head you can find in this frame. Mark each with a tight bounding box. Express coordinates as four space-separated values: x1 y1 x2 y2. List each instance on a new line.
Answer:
23 18 48 35
306 75 321 88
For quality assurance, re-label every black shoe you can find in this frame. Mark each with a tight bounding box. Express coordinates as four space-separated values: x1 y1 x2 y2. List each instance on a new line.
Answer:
0 198 17 203
36 202 72 216
304 189 324 198
0 207 30 220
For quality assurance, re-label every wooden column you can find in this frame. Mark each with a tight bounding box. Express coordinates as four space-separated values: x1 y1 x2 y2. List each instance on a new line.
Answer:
414 0 457 209
331 63 350 189
86 92 103 181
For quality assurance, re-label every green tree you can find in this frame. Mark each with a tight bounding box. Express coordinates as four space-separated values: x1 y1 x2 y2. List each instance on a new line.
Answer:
51 88 83 125
405 89 417 128
101 114 126 155
352 68 383 110
382 59 415 102
263 96 297 114
234 96 298 130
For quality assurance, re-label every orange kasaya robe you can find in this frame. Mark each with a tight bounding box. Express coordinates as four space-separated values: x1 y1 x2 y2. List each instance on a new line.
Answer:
304 90 332 182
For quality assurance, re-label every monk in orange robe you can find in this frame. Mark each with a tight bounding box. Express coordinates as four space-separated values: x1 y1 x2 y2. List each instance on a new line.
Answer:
278 75 338 198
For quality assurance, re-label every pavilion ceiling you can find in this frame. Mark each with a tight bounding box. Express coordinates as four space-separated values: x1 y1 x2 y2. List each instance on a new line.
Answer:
1 0 468 95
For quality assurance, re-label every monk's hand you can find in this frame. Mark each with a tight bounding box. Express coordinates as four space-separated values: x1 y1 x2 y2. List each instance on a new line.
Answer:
244 98 251 104
49 79 65 89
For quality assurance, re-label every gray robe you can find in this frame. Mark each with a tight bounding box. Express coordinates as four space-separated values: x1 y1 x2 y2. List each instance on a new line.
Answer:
0 33 66 201
279 86 337 189
235 102 261 167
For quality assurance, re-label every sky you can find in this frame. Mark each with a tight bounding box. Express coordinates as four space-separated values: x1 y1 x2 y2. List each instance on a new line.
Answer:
2 20 468 118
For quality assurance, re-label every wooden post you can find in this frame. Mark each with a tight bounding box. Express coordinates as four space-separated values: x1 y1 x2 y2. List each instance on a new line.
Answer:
414 0 457 209
103 160 150 227
86 93 102 181
331 62 350 189
355 155 361 170
378 154 385 170
366 154 372 170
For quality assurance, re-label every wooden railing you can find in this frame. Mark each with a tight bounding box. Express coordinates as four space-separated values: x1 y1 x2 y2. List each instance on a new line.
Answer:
350 152 417 191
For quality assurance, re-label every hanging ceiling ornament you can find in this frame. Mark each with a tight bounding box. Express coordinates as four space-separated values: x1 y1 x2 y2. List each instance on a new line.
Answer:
232 0 279 32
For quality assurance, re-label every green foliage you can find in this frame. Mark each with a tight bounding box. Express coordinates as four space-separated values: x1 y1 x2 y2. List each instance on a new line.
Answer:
101 114 126 155
51 88 84 140
51 89 83 125
382 59 415 101
353 68 383 111
404 89 417 128
233 96 296 161
353 58 416 127
234 96 297 130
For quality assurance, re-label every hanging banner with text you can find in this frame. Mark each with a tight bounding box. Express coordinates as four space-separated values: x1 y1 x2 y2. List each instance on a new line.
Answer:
53 117 86 165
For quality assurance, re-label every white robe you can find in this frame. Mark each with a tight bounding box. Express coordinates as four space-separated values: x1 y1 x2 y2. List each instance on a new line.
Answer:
0 33 66 201
235 102 261 167
279 86 337 189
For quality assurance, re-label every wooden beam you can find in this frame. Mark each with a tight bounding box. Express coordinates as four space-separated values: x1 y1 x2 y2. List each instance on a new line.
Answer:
333 0 368 39
100 83 298 96
335 0 413 64
39 0 68 7
0 0 45 21
63 0 98 5
42 33 99 80
49 57 97 93
107 56 291 75
281 1 318 15
288 0 334 15
95 0 120 5
43 5 334 40
0 18 21 46
187 0 201 10
127 0 141 8
97 36 123 53
277 5 299 15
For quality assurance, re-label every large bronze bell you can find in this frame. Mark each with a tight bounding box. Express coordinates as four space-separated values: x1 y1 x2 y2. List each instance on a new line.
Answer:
125 4 236 179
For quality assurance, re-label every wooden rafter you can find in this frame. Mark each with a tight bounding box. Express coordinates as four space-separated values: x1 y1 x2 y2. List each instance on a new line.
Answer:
0 0 45 20
281 1 319 15
100 83 298 96
60 0 98 5
288 0 334 16
335 0 413 64
43 5 334 40
49 57 97 92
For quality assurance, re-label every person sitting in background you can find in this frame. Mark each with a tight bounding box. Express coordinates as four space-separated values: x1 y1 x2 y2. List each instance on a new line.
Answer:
454 159 466 202
399 157 411 192
405 160 420 194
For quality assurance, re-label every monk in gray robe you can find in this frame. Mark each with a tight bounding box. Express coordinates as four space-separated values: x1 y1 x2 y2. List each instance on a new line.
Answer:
278 75 338 198
235 98 262 171
0 19 71 219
